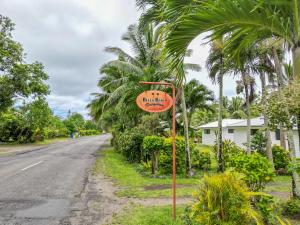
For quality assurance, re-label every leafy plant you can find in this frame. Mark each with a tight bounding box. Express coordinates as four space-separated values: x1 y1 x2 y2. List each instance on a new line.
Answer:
213 140 243 167
227 152 274 191
282 199 300 218
143 135 164 174
159 137 186 175
191 146 211 170
272 145 290 174
115 127 147 163
250 131 267 154
255 195 282 225
188 171 262 225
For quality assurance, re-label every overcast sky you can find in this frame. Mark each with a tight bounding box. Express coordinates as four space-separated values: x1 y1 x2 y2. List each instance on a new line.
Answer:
1 0 237 118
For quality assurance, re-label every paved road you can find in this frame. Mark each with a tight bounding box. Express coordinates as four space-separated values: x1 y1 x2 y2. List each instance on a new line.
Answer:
0 134 111 225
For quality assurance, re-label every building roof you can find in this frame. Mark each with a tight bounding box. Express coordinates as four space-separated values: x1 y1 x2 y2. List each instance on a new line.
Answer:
227 117 264 127
198 117 298 130
198 119 244 129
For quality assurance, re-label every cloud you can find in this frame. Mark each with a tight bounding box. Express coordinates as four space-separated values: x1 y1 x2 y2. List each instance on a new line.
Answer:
1 0 253 119
1 0 139 117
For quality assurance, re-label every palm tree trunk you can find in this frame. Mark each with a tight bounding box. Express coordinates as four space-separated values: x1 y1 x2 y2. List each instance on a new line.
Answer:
297 113 300 155
217 75 224 172
260 71 274 170
273 46 300 198
181 87 192 176
287 129 300 198
243 75 251 154
273 47 288 149
293 46 300 156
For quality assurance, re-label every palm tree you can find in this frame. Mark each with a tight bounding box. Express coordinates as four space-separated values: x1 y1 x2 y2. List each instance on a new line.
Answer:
165 0 300 198
228 97 246 119
182 79 214 127
206 39 226 172
136 1 205 175
236 74 256 154
88 24 171 124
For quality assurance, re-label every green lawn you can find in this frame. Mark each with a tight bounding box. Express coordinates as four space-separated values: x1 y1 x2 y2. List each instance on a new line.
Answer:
109 204 185 225
95 148 300 224
94 148 298 200
93 148 203 198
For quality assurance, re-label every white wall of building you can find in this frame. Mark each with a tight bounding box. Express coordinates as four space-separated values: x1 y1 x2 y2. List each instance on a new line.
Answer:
201 128 217 145
201 127 300 158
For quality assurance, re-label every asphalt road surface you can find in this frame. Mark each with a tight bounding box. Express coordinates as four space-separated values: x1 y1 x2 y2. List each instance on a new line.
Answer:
0 134 111 225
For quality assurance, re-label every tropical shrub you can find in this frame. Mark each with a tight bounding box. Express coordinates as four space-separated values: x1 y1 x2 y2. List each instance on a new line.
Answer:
227 152 274 191
0 111 34 143
79 129 100 136
250 131 267 154
159 137 186 175
255 195 282 225
187 172 262 225
143 135 164 174
115 127 147 163
282 199 300 218
213 140 243 166
272 145 290 174
191 146 211 170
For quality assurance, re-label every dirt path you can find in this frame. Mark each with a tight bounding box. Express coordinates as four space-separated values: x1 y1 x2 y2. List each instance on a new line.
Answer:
80 173 193 225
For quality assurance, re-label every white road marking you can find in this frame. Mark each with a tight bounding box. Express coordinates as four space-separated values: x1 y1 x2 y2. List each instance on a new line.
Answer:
21 161 43 171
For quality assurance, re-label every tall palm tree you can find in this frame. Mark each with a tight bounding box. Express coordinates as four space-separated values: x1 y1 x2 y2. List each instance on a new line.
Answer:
136 1 204 175
89 24 171 123
165 0 300 198
206 39 226 172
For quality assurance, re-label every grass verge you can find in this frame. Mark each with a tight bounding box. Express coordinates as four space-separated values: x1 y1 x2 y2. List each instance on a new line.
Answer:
93 148 201 198
94 148 295 200
109 204 185 225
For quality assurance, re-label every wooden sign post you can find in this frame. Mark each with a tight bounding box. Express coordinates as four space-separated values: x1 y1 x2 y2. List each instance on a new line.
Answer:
137 81 177 220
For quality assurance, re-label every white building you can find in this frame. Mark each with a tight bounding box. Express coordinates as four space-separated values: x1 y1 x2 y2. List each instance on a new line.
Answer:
199 117 300 158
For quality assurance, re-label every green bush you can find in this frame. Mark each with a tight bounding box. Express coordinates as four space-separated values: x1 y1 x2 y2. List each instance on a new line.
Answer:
272 145 290 173
227 152 274 191
159 137 186 175
115 127 147 163
255 195 282 225
282 199 300 218
79 129 100 136
142 136 164 174
250 131 267 153
213 140 243 166
191 146 211 170
0 111 34 143
186 172 262 225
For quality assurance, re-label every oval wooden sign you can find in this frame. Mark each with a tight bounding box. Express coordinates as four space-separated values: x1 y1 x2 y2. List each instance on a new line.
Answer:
136 90 173 113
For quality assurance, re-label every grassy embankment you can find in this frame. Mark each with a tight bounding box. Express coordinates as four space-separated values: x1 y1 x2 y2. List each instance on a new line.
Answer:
94 147 300 224
93 147 294 200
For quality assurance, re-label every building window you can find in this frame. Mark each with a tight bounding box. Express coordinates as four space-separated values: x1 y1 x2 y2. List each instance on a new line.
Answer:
228 129 234 134
275 129 281 141
204 129 210 134
251 129 259 135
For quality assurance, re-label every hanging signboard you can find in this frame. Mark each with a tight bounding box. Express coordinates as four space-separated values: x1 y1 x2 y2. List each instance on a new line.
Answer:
136 90 173 113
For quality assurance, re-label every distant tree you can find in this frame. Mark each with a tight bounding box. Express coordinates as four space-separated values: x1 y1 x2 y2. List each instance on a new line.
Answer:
181 79 214 127
21 97 52 140
0 15 49 111
64 113 85 134
228 96 246 119
84 120 98 130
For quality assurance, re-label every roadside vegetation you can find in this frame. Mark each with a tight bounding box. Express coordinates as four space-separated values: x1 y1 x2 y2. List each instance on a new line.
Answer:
89 0 300 224
0 15 101 145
